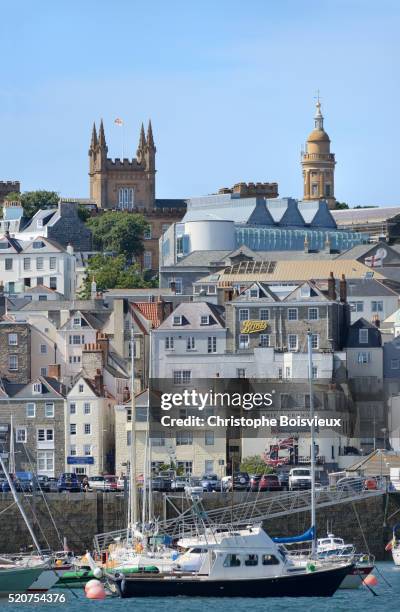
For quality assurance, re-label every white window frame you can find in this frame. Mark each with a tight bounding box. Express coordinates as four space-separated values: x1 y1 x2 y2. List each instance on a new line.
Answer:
200 315 210 325
165 337 174 350
259 333 270 347
8 333 18 346
45 402 54 418
16 427 27 443
311 334 319 349
239 309 249 322
359 329 369 344
288 308 298 321
84 423 91 435
186 336 196 351
260 308 269 321
208 336 217 353
288 334 298 350
239 334 249 349
308 307 319 320
26 403 36 418
8 355 18 371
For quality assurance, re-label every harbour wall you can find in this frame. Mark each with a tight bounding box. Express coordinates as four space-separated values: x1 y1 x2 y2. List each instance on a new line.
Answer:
0 492 399 559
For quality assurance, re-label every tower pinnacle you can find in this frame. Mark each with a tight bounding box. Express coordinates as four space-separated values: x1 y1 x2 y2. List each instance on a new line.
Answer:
90 122 98 149
146 119 155 150
137 123 146 162
98 119 107 150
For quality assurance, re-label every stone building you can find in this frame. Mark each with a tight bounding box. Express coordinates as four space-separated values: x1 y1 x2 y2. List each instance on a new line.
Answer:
301 100 336 209
88 119 186 271
0 321 31 384
0 376 66 477
0 181 20 206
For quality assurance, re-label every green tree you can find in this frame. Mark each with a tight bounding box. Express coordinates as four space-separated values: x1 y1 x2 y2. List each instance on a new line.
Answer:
335 201 349 210
79 254 157 297
19 191 59 218
86 211 149 258
240 455 272 475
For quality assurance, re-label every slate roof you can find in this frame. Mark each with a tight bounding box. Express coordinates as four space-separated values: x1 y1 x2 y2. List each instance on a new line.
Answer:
158 301 225 331
344 278 399 298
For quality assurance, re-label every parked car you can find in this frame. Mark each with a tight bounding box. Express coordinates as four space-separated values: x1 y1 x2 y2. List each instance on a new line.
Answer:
277 472 289 491
231 472 250 491
57 473 81 492
47 477 59 493
14 472 35 492
221 476 232 491
151 477 172 492
117 476 126 492
104 475 118 492
184 478 204 497
37 475 50 492
200 474 221 492
88 476 106 491
171 477 188 492
249 475 262 492
258 474 282 492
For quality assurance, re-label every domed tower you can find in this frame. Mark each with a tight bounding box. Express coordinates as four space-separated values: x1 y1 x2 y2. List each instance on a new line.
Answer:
301 99 336 209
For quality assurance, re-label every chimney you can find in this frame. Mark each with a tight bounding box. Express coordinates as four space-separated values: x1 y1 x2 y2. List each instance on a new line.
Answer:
373 314 381 328
82 343 104 379
91 277 97 299
324 235 331 254
96 332 109 362
94 369 104 396
170 281 176 294
328 272 336 300
339 274 347 303
304 235 310 254
122 386 130 402
48 364 61 380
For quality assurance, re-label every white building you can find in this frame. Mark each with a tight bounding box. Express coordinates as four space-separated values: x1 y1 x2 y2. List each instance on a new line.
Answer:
0 234 76 298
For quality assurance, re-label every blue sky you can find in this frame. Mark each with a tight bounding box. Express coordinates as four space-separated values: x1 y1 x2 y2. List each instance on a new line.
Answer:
0 0 398 206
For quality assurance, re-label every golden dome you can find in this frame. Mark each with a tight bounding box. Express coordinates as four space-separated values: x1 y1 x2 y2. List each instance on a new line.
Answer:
307 128 330 143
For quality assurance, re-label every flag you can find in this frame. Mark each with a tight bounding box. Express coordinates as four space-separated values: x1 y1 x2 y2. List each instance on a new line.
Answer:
114 118 124 126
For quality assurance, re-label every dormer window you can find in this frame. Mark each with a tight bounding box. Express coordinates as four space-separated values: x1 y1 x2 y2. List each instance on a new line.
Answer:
37 219 43 229
359 329 368 344
200 315 210 325
32 383 42 394
173 315 183 326
32 241 45 249
73 317 81 328
300 285 310 297
249 288 258 298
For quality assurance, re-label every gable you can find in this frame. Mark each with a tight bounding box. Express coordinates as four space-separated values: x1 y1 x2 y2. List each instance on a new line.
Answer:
359 244 400 268
68 377 97 398
234 282 278 302
283 281 327 302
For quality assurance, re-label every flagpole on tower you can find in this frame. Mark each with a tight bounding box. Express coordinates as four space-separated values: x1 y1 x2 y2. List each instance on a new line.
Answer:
114 117 125 159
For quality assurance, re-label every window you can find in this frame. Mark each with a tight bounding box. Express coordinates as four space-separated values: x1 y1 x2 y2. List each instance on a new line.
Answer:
49 277 57 290
204 459 214 473
311 334 319 349
69 403 76 414
300 285 310 297
278 367 283 380
176 460 192 475
118 187 134 209
350 301 363 313
312 183 318 196
176 431 193 445
84 402 91 414
32 240 44 248
5 258 12 271
84 423 91 435
143 251 152 269
304 394 311 409
40 344 47 354
71 335 82 345
40 367 47 376
70 445 76 456
249 288 258 298
23 257 31 270
38 295 47 302
208 337 217 353
127 430 132 446
16 428 27 443
49 257 57 270
262 554 280 566
237 368 246 378
73 317 81 327
358 352 370 364
223 554 241 567
37 451 54 473
70 424 76 435
280 394 289 409
205 430 214 446
259 334 270 347
173 370 191 384
285 366 291 378
186 336 196 351
8 333 18 346
151 432 165 447
165 337 174 350
36 257 44 270
36 277 44 286
37 428 53 442
312 366 318 379
79 384 84 392
308 308 318 320
244 554 258 567
239 334 249 349
325 184 331 197
45 402 54 418
26 403 36 418
32 383 42 394
372 301 383 313
8 355 18 371
391 359 400 370
288 334 298 350
239 309 249 322
288 308 298 321
173 315 183 326
359 329 369 344
260 308 269 320
84 444 92 456
200 315 210 325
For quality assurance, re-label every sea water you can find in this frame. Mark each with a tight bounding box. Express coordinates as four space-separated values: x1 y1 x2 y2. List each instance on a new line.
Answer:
0 562 398 612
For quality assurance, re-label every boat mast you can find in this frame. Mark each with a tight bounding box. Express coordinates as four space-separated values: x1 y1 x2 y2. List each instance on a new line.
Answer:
307 330 317 557
0 455 42 555
130 328 138 532
9 414 15 475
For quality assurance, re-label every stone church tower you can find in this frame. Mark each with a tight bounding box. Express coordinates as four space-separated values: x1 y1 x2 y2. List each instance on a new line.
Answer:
89 119 156 210
301 100 336 209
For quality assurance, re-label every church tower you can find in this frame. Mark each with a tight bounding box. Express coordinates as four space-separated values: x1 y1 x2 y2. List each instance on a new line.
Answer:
301 99 336 209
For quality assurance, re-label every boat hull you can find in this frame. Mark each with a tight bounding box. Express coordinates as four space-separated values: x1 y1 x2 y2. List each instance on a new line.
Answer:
0 567 44 597
28 567 71 592
393 547 400 567
340 564 373 589
108 563 353 598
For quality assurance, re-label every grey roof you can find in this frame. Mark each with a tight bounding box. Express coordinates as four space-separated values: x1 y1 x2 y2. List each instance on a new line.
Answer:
175 248 339 269
155 198 187 209
378 268 400 283
344 278 399 298
22 208 57 232
158 301 225 331
174 250 232 268
334 242 399 260
9 299 110 313
333 207 400 224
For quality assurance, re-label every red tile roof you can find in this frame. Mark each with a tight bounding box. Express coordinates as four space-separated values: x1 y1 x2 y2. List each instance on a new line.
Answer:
134 302 162 328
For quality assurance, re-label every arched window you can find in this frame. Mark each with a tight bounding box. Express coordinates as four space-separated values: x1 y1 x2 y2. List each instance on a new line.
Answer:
118 187 134 209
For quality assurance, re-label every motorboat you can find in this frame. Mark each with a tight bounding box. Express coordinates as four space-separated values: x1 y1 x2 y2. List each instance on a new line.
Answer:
105 525 353 598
